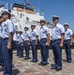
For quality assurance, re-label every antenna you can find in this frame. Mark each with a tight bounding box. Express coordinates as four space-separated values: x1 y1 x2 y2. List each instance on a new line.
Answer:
11 4 12 10
6 3 8 9
41 10 44 16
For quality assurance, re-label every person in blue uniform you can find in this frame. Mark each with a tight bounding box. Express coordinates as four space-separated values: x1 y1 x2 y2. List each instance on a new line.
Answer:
0 14 4 66
38 19 50 66
64 23 73 63
15 31 20 56
30 24 39 62
23 27 30 60
1 11 14 75
18 31 24 58
51 15 64 71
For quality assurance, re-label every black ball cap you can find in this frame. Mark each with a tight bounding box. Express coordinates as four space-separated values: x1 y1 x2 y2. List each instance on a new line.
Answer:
24 27 29 29
19 31 23 33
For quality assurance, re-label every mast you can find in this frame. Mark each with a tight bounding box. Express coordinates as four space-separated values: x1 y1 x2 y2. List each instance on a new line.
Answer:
38 0 40 13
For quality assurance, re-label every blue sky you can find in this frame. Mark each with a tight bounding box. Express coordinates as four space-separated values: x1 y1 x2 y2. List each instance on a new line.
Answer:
1 0 74 30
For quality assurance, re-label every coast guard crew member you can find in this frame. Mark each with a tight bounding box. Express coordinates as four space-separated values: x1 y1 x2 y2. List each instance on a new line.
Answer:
30 24 39 62
1 11 14 75
23 27 30 60
51 15 64 71
64 23 73 63
0 14 3 65
39 19 50 66
15 31 20 56
18 31 24 58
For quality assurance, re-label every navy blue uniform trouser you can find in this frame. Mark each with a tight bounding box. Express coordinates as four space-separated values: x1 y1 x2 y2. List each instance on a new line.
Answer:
40 39 49 64
46 45 49 59
24 41 30 59
31 40 38 61
64 40 71 61
18 42 23 57
16 41 19 56
52 40 62 68
0 39 3 64
1 39 12 75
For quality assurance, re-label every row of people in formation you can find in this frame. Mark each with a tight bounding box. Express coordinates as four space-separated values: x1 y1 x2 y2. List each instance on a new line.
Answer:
0 11 73 75
15 16 73 71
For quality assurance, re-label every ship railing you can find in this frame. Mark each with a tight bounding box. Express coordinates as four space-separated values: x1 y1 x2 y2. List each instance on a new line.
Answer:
25 21 40 25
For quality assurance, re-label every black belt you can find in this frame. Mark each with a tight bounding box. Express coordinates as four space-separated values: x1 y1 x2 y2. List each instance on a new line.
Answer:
24 40 29 42
0 38 2 40
52 39 61 42
2 38 9 40
32 40 36 41
41 38 47 40
16 41 19 42
64 39 70 42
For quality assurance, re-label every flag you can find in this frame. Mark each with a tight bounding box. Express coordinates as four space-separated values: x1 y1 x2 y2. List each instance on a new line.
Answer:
24 0 35 9
24 0 31 6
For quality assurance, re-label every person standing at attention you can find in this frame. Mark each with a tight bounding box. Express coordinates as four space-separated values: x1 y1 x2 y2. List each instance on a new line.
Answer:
51 15 64 71
38 19 50 66
64 23 73 63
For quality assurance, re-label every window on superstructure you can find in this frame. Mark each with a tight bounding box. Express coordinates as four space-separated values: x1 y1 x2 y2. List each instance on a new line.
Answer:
26 17 29 22
20 26 21 29
20 13 22 18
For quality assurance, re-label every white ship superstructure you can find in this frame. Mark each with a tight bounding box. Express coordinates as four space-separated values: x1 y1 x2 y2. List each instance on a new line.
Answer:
0 1 53 40
11 3 44 32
